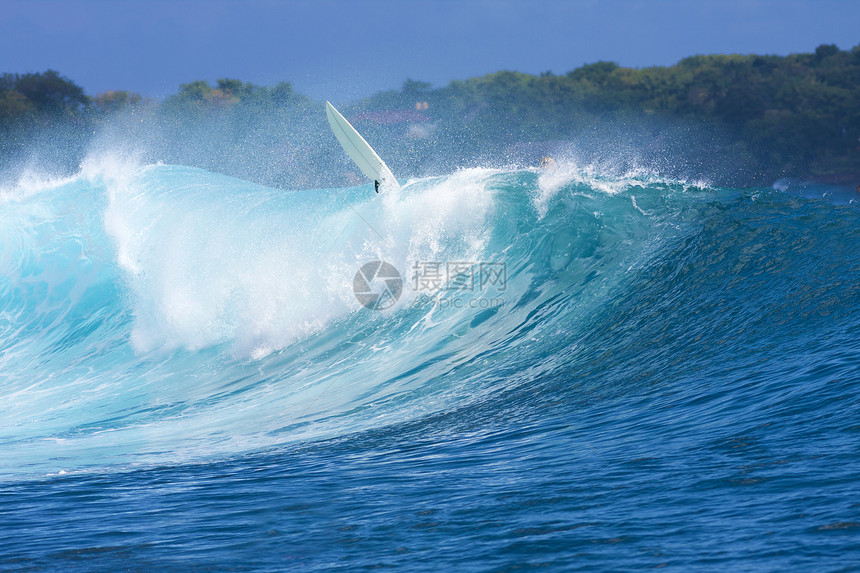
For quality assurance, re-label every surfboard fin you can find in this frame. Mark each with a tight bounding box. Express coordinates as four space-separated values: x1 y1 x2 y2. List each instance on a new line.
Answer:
374 180 379 193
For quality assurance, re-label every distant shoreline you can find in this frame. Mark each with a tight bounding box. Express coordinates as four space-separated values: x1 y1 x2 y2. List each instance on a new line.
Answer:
1 43 858 188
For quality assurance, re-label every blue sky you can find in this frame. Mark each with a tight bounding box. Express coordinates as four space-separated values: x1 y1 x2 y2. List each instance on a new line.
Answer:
1 0 858 102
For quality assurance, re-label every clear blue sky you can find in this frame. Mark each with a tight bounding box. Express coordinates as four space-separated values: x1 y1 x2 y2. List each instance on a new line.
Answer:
1 0 858 102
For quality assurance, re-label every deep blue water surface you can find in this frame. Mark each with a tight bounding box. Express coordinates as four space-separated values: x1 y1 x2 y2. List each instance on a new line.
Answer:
1 161 859 571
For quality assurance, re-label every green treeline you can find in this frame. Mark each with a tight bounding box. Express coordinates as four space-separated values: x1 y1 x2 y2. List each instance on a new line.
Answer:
366 43 860 182
1 43 858 186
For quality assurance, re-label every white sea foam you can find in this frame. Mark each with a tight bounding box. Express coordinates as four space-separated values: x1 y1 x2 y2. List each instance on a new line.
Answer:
99 161 498 358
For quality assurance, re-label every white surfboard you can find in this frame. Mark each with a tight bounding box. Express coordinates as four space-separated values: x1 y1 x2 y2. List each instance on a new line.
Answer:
326 101 399 192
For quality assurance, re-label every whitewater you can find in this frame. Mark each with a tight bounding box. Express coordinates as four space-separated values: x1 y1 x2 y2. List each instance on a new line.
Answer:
1 155 858 571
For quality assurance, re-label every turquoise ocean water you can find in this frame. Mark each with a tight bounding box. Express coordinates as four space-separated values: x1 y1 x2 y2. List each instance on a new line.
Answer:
1 158 858 570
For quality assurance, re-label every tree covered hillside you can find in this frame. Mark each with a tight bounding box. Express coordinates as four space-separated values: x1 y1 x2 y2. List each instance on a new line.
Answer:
1 44 858 186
